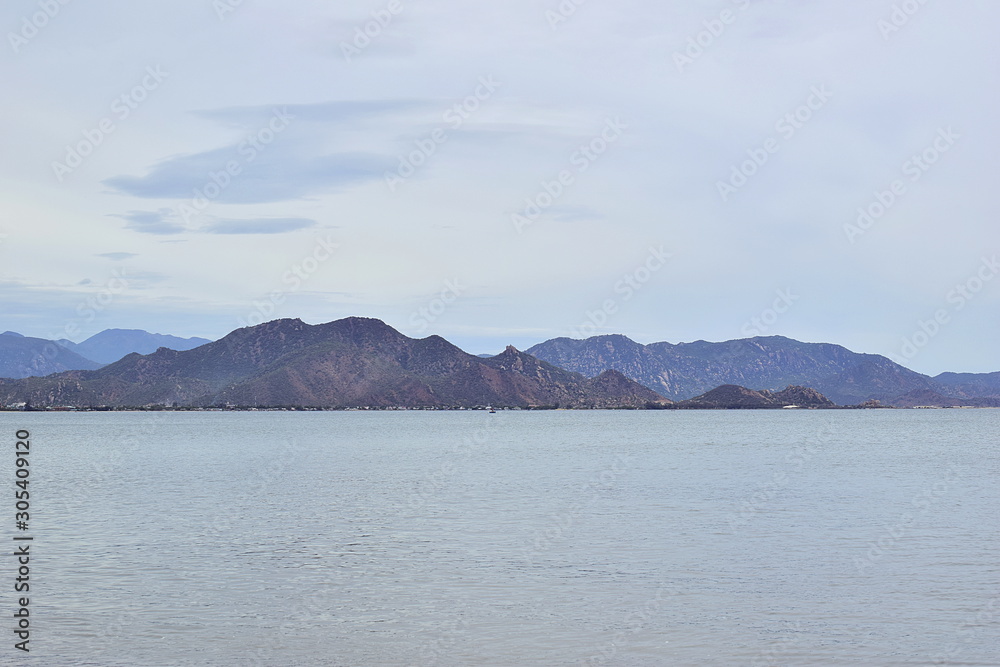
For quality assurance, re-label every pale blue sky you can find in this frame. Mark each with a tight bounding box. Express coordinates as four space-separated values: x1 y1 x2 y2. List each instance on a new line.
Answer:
1 0 997 375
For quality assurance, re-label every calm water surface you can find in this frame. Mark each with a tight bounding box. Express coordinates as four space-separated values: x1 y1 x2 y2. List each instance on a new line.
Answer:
3 410 998 666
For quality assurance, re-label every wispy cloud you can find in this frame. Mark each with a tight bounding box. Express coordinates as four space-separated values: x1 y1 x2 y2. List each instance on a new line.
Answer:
201 218 317 235
114 210 185 235
115 210 319 236
103 145 388 204
548 206 605 223
102 101 412 205
192 100 422 126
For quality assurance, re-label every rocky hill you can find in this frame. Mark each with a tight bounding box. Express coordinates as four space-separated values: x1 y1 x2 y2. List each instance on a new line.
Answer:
675 384 836 409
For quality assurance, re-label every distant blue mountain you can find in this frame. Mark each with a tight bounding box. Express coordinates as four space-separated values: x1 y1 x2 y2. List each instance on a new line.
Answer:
56 329 213 364
0 334 102 379
526 334 1000 406
932 371 1000 400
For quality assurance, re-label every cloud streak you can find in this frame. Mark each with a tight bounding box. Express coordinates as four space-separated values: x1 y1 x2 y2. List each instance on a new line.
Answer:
115 210 185 235
201 218 317 235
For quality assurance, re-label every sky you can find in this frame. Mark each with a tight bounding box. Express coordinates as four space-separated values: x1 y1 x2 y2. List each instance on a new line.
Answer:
1 0 998 375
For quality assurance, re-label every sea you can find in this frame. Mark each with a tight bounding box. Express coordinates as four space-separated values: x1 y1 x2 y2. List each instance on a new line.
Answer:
3 409 998 666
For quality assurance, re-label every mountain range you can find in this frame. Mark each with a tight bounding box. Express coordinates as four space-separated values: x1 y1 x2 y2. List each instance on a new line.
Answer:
525 334 1000 407
0 329 212 379
55 329 212 364
0 318 666 409
1 321 997 408
0 332 102 378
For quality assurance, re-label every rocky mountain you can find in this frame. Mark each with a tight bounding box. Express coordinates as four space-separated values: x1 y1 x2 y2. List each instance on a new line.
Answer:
0 318 668 409
767 385 837 408
0 332 103 379
675 384 836 409
56 329 212 364
932 372 1000 401
525 334 967 406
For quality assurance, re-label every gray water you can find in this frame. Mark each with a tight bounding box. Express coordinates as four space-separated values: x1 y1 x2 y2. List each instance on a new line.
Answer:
3 410 998 666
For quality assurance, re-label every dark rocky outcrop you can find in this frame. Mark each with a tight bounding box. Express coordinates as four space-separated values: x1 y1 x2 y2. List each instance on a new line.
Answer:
674 384 835 409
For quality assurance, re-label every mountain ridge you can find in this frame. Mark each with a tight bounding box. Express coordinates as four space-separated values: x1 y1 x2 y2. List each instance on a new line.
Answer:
56 328 212 364
2 320 996 408
526 333 996 406
0 334 103 379
0 318 668 409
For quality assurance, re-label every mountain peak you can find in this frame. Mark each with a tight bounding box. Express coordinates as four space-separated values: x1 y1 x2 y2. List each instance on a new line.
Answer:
247 318 307 331
0 333 102 378
589 333 640 344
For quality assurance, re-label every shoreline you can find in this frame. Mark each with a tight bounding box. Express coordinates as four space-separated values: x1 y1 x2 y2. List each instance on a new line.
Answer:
4 405 993 413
